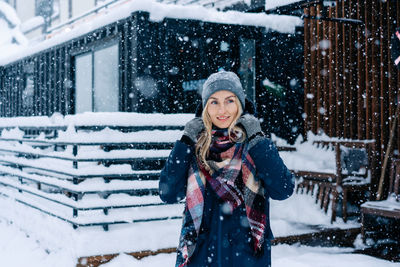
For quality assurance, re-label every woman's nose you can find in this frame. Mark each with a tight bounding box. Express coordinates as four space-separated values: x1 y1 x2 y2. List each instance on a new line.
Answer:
217 104 226 113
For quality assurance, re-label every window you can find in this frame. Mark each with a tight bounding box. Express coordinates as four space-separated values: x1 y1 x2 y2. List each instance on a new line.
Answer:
35 0 54 17
93 44 119 112
35 0 59 32
74 53 92 113
74 42 119 113
22 61 35 116
22 74 34 115
239 38 256 103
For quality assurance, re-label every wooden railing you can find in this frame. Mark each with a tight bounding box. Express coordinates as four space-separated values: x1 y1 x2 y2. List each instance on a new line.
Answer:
294 139 376 223
0 125 184 231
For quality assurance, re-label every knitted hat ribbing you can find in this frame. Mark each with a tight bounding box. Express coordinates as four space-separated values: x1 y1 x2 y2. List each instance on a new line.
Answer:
201 71 246 109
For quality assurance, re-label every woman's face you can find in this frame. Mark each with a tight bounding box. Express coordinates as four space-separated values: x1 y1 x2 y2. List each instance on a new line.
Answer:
206 90 239 129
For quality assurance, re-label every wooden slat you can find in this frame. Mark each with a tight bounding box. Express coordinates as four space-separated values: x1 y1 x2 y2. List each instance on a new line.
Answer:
371 0 381 197
397 0 400 155
387 2 399 165
357 0 366 139
362 206 400 219
349 0 358 139
380 0 389 179
335 1 343 137
310 6 317 133
322 11 329 134
323 186 331 212
364 0 372 141
316 4 323 131
342 0 349 138
303 7 311 135
328 6 336 136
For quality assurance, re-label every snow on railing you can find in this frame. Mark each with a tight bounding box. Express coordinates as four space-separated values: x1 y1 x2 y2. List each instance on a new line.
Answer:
0 113 187 231
0 112 193 128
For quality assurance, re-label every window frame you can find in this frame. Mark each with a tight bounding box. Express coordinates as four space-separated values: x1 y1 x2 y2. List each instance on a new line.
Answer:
71 35 121 113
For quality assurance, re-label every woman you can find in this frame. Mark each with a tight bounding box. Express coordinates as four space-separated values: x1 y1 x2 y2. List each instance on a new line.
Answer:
159 71 294 267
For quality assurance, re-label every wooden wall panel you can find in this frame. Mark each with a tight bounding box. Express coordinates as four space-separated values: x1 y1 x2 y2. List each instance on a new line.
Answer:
357 0 366 139
304 7 311 133
341 0 349 139
397 0 400 156
349 0 358 139
310 6 317 133
379 0 389 171
328 6 336 136
316 4 323 132
335 1 343 137
304 0 400 196
322 11 329 135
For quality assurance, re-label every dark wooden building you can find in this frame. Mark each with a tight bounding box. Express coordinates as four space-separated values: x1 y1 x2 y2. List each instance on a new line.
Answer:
0 7 304 142
302 0 400 197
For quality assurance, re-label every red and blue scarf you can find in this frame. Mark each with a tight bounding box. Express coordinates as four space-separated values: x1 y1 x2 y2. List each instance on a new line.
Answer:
176 129 267 267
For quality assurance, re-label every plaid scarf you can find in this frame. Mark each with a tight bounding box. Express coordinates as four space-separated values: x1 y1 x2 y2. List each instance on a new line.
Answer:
176 129 267 267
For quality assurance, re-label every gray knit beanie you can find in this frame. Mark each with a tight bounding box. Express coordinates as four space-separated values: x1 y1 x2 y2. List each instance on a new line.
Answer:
201 71 246 109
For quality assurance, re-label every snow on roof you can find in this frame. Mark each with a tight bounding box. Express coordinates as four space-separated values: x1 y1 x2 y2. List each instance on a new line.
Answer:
163 0 251 10
265 0 304 11
0 1 28 49
0 0 302 66
0 1 21 26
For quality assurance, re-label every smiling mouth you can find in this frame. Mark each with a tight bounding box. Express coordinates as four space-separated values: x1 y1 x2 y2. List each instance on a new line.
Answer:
217 116 230 121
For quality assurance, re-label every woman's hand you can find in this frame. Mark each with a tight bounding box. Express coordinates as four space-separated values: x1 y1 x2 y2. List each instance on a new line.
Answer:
237 114 264 150
237 114 262 138
183 117 204 143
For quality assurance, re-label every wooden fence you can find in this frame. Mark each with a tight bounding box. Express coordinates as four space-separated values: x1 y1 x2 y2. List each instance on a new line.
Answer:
303 0 400 197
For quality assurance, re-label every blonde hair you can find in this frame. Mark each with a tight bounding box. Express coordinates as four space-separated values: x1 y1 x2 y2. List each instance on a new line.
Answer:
195 97 245 173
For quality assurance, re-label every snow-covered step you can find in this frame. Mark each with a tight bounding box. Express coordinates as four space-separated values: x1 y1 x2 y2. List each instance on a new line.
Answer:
0 155 161 180
0 185 183 227
0 175 168 209
0 129 182 144
0 146 169 171
72 204 184 225
0 142 171 161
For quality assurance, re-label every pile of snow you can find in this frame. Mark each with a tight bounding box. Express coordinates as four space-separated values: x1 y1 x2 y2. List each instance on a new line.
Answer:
278 132 336 173
20 16 45 34
362 193 400 212
278 131 375 174
265 0 303 11
0 1 28 54
0 112 194 128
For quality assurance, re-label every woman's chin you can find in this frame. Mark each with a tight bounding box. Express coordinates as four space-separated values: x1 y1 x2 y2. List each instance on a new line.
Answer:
213 122 232 129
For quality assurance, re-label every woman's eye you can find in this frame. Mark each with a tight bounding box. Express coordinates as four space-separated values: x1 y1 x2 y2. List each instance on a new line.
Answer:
211 100 218 105
227 99 234 104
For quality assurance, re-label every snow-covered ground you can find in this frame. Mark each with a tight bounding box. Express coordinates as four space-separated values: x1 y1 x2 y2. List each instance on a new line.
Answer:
0 191 359 259
0 216 397 267
101 246 399 267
